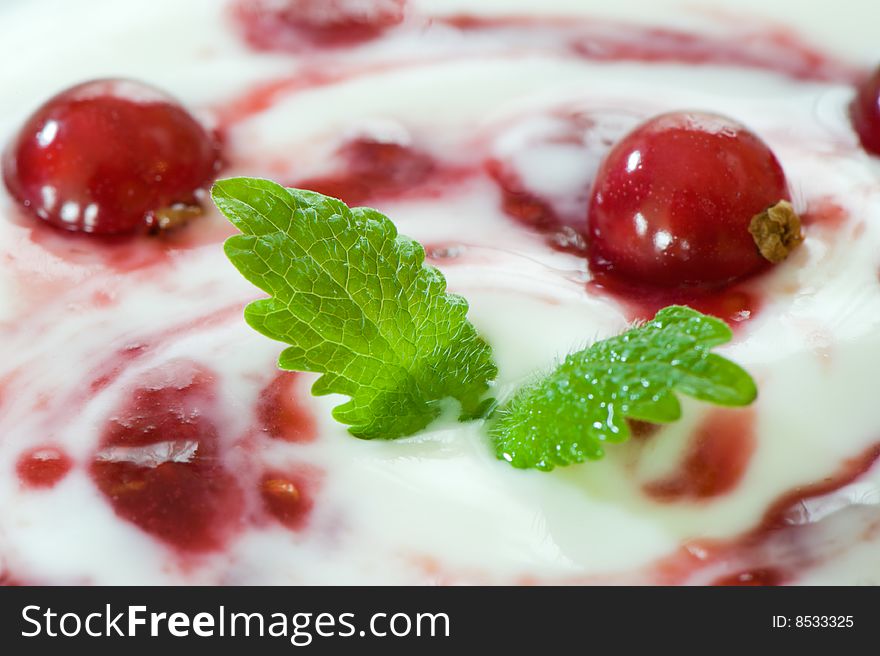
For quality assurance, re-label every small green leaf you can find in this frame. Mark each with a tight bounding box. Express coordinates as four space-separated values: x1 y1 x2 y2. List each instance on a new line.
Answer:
213 177 497 440
489 306 757 471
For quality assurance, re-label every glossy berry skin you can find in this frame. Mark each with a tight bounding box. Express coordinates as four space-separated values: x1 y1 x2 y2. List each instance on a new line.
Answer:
851 66 880 156
2 79 220 235
587 112 790 288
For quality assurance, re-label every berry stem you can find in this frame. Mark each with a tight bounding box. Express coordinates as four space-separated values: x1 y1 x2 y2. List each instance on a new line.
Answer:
747 200 804 263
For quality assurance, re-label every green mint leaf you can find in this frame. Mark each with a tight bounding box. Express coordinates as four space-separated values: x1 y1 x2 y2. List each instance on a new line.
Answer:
489 306 756 471
213 177 497 440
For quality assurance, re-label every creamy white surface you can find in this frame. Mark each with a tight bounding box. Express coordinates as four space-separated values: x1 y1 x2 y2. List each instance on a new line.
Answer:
1 0 880 584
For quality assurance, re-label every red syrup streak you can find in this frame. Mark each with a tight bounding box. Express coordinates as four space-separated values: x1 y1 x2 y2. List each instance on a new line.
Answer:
0 570 23 586
214 69 353 129
0 373 9 415
483 109 598 253
755 442 880 536
294 138 463 206
439 15 862 84
643 441 880 586
588 273 762 329
801 197 849 230
62 302 240 406
15 219 170 271
628 419 662 439
17 304 248 461
16 447 74 489
220 11 859 129
850 65 880 155
229 3 860 83
14 201 235 274
89 360 244 553
260 467 322 531
89 344 151 394
257 372 317 443
488 158 559 232
485 156 589 255
232 0 407 51
711 568 784 586
643 408 756 501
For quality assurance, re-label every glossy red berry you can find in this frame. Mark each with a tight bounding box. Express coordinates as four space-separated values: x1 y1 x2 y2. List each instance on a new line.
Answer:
3 79 220 235
851 66 880 156
587 112 790 288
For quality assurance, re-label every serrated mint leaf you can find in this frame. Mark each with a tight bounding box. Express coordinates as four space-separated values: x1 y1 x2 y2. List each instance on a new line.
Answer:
213 177 497 440
489 306 756 471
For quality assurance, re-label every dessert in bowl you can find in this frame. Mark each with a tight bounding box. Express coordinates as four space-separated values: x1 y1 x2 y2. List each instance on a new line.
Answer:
1 0 880 585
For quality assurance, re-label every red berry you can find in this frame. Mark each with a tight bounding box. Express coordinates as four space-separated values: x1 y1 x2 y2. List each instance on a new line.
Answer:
2 79 221 235
587 112 790 287
257 372 316 443
851 66 880 155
